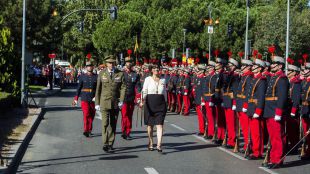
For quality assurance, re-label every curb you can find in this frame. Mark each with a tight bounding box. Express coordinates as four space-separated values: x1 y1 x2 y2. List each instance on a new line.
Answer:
0 108 43 174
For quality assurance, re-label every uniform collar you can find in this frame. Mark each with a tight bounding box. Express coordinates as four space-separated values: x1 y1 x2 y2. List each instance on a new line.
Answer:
290 75 301 83
242 70 253 76
274 70 285 77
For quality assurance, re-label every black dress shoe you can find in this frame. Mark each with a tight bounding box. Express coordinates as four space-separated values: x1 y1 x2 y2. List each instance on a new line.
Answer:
102 145 109 152
121 134 127 140
108 145 115 153
214 140 223 145
126 135 133 140
268 163 282 169
300 155 310 160
157 148 163 153
83 132 89 137
196 132 204 136
223 145 234 149
246 155 263 160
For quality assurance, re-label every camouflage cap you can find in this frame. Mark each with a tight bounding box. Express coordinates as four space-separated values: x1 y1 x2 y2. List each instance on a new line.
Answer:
105 55 117 63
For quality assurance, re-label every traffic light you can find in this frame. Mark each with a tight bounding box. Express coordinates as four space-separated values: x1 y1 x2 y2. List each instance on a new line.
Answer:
110 6 118 20
227 23 233 37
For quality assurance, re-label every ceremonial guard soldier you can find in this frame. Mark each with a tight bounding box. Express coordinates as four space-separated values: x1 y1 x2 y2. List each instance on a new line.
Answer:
194 65 206 135
167 68 178 112
263 61 272 83
213 57 226 144
95 55 126 152
300 62 310 160
222 57 240 148
202 61 217 139
286 60 302 150
233 58 253 153
262 56 289 168
176 68 184 114
121 57 141 140
182 69 191 116
246 58 267 159
73 61 97 137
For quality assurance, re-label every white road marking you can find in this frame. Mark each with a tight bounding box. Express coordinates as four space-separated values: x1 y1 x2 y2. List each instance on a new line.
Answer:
258 167 279 174
144 167 159 174
191 135 212 144
217 147 247 161
164 120 168 123
170 124 186 132
45 100 48 105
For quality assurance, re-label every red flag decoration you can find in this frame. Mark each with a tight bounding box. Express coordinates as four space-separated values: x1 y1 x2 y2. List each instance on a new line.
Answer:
86 53 92 60
48 53 56 59
227 51 232 58
287 57 294 64
214 49 220 58
238 52 244 58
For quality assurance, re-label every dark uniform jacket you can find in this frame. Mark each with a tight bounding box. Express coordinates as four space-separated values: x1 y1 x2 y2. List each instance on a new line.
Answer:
202 71 217 103
167 73 177 93
176 75 184 95
263 71 289 118
95 68 126 110
287 77 302 116
194 74 204 105
75 73 97 102
123 71 140 103
182 74 191 94
235 71 253 112
222 71 240 108
213 70 224 105
245 73 267 117
301 78 310 117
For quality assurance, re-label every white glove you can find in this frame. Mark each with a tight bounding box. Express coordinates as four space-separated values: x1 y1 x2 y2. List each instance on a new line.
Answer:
232 105 236 111
137 99 141 104
253 113 259 118
242 108 247 112
184 92 187 95
201 102 205 106
118 101 123 109
95 105 100 111
92 97 95 102
73 100 78 106
178 91 181 94
209 102 214 107
274 115 281 121
221 103 224 107
290 113 295 117
172 90 175 93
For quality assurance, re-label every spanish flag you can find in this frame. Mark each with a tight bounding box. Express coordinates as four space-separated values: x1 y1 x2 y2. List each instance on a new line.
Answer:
182 54 187 64
134 36 139 53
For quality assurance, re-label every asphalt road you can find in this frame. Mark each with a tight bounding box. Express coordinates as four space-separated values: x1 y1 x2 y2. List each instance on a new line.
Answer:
14 88 310 174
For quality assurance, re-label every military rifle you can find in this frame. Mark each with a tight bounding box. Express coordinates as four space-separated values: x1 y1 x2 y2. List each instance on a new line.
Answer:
244 117 251 158
233 112 240 153
262 138 271 166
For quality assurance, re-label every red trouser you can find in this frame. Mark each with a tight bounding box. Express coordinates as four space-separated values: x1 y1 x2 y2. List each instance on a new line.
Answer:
215 105 225 140
286 116 299 149
302 118 310 155
249 118 264 157
121 102 135 135
182 95 190 115
224 108 236 146
238 111 249 150
177 94 183 113
205 103 215 137
81 101 95 132
170 93 176 110
196 105 205 134
266 117 285 164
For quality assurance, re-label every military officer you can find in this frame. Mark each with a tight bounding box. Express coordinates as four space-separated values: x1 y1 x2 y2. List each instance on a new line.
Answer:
182 69 191 116
286 61 302 151
195 65 206 136
222 58 240 148
121 57 140 140
300 62 310 160
262 56 289 168
245 58 267 159
73 61 97 137
167 68 177 112
176 68 184 114
95 55 126 152
233 59 253 153
202 61 217 140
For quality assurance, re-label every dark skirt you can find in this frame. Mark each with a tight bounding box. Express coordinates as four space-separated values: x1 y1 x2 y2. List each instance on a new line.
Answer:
144 94 167 126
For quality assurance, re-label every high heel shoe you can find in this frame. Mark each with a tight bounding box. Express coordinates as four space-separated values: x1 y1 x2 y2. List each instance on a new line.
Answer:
157 147 162 153
148 147 154 151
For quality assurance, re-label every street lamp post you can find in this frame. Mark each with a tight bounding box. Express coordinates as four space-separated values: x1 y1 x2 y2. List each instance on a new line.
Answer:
285 0 290 75
208 4 212 61
183 28 187 56
244 0 250 59
21 0 27 106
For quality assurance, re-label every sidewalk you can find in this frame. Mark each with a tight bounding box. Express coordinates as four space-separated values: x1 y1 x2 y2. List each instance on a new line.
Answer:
0 87 61 174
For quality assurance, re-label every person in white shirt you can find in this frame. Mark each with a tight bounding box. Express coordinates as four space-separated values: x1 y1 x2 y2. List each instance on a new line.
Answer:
140 64 167 153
